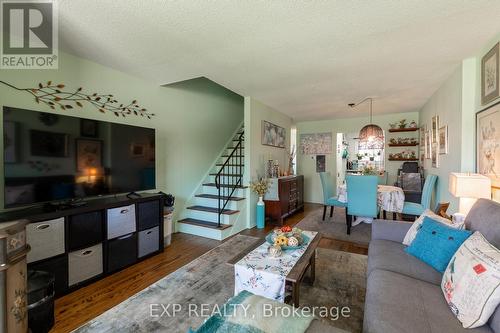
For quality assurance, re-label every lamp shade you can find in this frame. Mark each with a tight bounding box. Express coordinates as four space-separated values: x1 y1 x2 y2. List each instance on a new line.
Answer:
449 173 491 199
358 124 384 149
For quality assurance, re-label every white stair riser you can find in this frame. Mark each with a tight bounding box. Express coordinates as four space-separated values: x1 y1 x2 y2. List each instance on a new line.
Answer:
177 223 223 241
203 186 245 197
193 197 239 210
183 210 234 224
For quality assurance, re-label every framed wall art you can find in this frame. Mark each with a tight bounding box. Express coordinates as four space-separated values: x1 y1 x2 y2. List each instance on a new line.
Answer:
299 132 333 154
481 42 500 105
262 120 286 148
439 125 448 155
76 139 102 171
431 115 439 144
476 101 500 193
425 130 432 159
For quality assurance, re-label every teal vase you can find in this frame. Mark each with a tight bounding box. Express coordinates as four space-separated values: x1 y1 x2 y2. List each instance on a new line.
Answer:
256 196 265 229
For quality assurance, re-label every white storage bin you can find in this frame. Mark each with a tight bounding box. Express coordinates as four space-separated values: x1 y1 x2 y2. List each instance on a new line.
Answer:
138 226 159 258
26 217 65 263
107 204 136 239
68 243 103 286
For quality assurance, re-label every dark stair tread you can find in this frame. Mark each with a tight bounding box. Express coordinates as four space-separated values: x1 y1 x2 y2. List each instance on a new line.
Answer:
216 164 244 167
187 205 239 215
221 155 244 158
203 183 247 188
195 194 245 201
178 218 232 230
209 173 243 177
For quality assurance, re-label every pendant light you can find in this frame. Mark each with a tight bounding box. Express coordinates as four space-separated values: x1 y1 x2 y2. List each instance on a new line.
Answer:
348 97 384 149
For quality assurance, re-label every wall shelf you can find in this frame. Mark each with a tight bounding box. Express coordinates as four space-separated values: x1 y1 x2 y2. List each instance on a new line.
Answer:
388 158 419 161
388 143 419 147
388 127 419 133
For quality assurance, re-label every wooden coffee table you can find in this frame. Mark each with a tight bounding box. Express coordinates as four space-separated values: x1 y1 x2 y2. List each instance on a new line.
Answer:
227 232 321 307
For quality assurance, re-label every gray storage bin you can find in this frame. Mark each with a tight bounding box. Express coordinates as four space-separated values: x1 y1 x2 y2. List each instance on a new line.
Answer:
107 204 136 239
26 218 65 263
138 226 159 258
68 243 103 286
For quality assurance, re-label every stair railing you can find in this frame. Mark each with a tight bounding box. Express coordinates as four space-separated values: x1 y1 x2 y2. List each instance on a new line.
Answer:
215 130 244 228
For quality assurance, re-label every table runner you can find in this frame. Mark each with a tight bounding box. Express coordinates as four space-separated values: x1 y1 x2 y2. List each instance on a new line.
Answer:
234 230 317 302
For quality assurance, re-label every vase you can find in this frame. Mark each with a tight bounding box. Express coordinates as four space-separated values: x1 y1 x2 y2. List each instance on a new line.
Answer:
256 196 265 229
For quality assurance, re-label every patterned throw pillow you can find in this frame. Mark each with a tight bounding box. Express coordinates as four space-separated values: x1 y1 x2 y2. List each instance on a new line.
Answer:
403 209 464 246
442 232 500 328
405 217 472 272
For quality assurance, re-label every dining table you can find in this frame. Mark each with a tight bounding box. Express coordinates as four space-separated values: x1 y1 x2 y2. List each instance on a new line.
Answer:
337 184 405 224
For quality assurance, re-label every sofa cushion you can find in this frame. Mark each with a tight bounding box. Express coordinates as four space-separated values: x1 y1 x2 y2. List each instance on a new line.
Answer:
368 239 442 285
364 269 493 333
402 209 464 246
405 217 472 272
442 232 500 328
466 199 500 248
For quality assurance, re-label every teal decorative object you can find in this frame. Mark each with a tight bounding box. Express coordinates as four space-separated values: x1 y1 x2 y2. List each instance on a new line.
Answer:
265 233 310 250
256 196 265 229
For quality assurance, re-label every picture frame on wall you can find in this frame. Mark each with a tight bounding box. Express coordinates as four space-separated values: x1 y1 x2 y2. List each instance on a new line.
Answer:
316 155 326 172
425 130 432 159
439 125 448 155
476 101 500 195
432 142 439 168
262 120 286 148
431 115 439 143
481 42 500 105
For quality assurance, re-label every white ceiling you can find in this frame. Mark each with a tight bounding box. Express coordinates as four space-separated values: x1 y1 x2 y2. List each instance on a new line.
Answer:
58 0 500 121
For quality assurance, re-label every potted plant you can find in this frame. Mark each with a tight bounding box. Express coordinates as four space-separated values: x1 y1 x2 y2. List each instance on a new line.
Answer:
399 119 407 129
249 178 271 229
362 164 377 175
356 153 363 160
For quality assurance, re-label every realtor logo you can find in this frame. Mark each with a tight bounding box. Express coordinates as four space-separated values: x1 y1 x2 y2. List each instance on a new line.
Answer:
1 0 58 69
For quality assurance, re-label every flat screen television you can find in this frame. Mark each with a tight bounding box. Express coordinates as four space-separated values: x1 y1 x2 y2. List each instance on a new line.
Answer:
3 106 156 208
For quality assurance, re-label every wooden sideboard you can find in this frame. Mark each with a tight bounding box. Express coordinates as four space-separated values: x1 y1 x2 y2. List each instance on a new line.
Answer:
264 175 304 225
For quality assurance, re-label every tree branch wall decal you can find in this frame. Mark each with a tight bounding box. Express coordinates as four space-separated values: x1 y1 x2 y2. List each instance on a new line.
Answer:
0 80 155 119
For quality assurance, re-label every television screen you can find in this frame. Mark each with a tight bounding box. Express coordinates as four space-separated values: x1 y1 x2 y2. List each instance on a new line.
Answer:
3 106 156 208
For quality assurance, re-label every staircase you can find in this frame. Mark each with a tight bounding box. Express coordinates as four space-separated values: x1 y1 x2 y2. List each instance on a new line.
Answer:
177 125 247 240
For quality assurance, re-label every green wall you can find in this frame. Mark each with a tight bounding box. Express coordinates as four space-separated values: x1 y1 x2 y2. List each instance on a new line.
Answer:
296 111 419 204
0 52 244 220
244 96 293 227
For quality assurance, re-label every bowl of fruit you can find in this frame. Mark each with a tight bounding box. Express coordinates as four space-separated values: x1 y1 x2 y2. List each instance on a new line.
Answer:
265 226 309 251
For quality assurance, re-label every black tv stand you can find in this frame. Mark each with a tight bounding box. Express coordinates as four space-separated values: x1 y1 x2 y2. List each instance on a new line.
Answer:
126 191 142 199
43 200 88 212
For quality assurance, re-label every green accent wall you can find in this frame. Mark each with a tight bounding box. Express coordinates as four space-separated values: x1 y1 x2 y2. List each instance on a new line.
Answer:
0 52 244 221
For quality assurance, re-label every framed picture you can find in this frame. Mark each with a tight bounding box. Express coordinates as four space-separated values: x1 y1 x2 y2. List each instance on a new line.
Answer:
262 120 286 148
316 155 326 172
130 143 146 157
419 126 426 147
476 101 500 192
481 42 500 105
438 126 448 154
80 119 99 137
432 142 439 168
431 116 439 144
425 130 432 159
76 139 102 171
299 132 333 154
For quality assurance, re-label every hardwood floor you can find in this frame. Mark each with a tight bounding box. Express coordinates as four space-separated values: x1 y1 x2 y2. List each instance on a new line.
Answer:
50 203 367 332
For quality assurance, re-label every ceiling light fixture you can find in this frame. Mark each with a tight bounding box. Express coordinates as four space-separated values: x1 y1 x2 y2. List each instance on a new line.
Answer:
348 97 384 148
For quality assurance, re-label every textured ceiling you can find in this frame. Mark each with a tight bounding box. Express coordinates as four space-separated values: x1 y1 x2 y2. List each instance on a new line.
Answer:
58 0 500 121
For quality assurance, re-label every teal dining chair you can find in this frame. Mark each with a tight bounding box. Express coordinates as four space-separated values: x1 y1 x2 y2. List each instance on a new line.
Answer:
319 172 347 221
346 175 378 235
401 174 438 217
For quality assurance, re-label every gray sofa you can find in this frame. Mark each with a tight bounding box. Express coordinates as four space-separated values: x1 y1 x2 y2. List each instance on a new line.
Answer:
364 199 500 333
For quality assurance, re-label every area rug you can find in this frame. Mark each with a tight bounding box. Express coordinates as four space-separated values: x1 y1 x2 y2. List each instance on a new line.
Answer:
74 234 367 333
296 205 372 245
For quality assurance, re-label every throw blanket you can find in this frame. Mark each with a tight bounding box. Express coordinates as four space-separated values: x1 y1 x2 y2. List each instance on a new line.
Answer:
191 291 314 333
234 231 317 302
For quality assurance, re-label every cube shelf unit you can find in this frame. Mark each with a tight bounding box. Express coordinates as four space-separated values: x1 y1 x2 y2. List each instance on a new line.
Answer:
0 193 165 297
